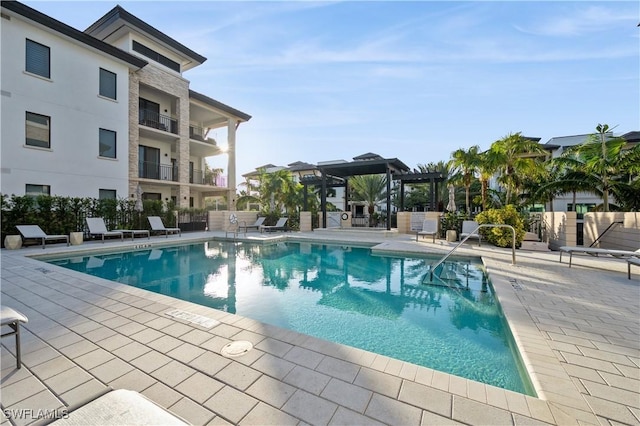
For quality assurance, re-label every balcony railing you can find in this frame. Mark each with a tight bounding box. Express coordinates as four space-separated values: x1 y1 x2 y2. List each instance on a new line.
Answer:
190 169 217 185
139 161 178 181
189 125 205 141
189 125 217 145
139 109 178 134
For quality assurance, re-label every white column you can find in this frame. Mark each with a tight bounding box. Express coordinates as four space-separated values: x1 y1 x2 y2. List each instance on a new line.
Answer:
227 118 237 210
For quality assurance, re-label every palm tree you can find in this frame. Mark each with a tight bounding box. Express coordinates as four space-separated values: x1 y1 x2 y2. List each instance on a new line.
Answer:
477 149 500 211
417 161 453 211
448 146 481 213
544 125 639 212
349 174 387 219
258 170 300 215
489 133 546 205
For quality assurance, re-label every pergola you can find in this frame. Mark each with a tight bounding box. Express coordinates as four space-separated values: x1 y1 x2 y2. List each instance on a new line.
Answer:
299 154 447 230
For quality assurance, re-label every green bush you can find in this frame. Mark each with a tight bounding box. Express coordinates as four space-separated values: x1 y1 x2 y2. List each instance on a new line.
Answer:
475 205 526 248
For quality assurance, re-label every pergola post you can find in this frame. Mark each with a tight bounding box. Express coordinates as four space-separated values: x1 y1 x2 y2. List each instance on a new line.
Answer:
321 171 327 228
386 166 391 230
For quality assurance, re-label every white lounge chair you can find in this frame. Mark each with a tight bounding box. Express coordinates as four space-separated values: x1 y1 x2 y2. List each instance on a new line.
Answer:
86 218 123 243
460 220 481 245
628 257 640 280
0 305 28 369
16 225 69 249
148 216 181 237
416 219 438 243
52 389 188 425
559 246 640 267
239 216 266 233
260 217 288 233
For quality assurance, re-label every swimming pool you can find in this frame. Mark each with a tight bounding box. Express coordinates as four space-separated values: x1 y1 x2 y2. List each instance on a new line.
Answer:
48 240 534 395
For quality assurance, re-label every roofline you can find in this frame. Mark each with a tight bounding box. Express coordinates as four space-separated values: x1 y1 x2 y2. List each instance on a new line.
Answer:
85 5 206 65
189 90 252 122
2 1 147 69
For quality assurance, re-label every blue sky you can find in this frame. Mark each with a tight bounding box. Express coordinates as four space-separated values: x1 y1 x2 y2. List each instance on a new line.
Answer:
26 1 639 183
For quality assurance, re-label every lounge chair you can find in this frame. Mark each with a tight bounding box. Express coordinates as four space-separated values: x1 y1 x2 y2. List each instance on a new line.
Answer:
628 257 640 280
416 219 438 243
148 216 181 238
16 225 69 249
86 218 124 243
260 217 288 233
559 246 640 267
460 220 481 245
52 389 188 425
1 305 28 369
239 216 266 233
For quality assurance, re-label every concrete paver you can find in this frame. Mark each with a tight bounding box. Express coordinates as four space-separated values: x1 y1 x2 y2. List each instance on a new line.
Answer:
1 230 638 425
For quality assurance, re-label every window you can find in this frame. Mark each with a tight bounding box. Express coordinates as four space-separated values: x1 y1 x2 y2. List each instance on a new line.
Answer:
99 68 117 100
25 112 50 148
26 184 50 197
26 39 50 78
99 189 117 200
132 40 180 72
568 203 596 220
99 128 116 158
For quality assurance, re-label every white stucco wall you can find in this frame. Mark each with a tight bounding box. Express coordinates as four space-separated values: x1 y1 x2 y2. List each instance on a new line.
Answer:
1 12 131 198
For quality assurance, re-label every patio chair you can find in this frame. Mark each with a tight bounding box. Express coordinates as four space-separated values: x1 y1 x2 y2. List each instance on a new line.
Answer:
416 219 438 243
16 225 69 249
460 220 481 246
148 216 181 238
86 218 124 243
1 305 28 369
628 257 640 280
559 246 640 267
51 389 188 425
260 217 288 233
239 216 266 233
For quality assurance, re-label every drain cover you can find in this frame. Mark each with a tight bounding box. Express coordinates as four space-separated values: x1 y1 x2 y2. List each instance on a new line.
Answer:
221 341 253 358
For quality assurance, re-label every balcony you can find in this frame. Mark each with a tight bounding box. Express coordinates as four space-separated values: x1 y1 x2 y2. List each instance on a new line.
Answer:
139 161 178 181
139 109 178 134
190 168 217 186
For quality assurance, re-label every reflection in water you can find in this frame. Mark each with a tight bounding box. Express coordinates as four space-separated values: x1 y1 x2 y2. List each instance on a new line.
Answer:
49 241 534 395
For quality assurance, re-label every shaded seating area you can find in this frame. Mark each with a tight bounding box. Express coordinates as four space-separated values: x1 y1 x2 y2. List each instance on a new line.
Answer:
559 246 640 267
148 216 181 237
1 305 28 369
86 218 124 243
16 225 69 249
416 219 438 243
460 220 481 245
261 217 288 233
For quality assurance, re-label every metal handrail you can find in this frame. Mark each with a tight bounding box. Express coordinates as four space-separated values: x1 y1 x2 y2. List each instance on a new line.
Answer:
428 224 516 282
589 221 623 247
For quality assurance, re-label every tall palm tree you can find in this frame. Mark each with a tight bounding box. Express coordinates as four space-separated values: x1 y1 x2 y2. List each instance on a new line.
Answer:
546 124 639 212
448 146 481 213
477 149 500 211
489 133 546 205
349 175 387 217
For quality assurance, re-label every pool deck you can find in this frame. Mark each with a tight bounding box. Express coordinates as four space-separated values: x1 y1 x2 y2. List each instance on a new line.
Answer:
1 230 638 425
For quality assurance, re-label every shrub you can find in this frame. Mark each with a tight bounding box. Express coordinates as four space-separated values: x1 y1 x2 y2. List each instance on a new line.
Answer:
475 205 526 248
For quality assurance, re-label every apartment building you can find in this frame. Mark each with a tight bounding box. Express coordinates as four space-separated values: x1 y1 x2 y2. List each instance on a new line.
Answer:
0 1 250 209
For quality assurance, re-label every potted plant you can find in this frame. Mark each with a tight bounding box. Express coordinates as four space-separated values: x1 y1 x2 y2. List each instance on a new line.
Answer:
442 212 459 242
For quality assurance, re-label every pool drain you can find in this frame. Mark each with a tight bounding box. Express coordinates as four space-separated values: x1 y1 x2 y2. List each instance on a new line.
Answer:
221 340 253 358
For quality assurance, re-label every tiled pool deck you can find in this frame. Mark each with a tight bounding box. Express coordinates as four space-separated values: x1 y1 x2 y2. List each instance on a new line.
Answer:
1 230 638 425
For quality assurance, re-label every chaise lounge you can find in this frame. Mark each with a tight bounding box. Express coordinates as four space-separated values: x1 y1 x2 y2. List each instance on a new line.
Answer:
260 217 288 233
239 216 266 233
460 220 481 245
148 216 181 238
86 218 124 243
16 225 69 249
416 219 438 243
559 246 640 267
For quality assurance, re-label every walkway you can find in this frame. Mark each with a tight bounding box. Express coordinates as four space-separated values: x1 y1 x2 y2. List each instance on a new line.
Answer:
1 230 638 425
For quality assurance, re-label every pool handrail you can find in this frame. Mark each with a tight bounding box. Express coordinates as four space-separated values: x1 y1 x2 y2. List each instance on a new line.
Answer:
428 224 516 282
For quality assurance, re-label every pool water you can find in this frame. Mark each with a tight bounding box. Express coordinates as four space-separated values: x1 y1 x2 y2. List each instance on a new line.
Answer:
49 241 535 395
